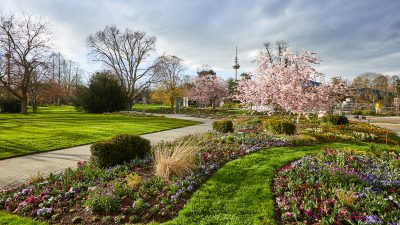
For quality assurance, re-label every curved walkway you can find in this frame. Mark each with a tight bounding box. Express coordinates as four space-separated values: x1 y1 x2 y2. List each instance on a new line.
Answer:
0 114 213 189
351 116 400 136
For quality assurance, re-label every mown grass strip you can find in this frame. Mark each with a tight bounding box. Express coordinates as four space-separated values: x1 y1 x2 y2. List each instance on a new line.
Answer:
0 211 46 225
164 142 370 225
0 106 199 159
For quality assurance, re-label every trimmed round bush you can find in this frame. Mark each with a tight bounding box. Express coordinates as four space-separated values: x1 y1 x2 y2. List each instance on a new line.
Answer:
263 119 296 135
322 114 349 125
90 134 151 168
212 119 234 133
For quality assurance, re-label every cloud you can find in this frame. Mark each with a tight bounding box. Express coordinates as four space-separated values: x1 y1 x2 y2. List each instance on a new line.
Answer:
1 0 400 80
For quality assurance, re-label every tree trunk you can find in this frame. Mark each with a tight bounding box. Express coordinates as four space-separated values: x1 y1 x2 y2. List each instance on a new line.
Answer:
296 114 301 124
32 94 37 114
125 102 131 110
21 99 28 114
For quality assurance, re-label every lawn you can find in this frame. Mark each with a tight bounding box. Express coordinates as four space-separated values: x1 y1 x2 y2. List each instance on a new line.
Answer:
132 103 248 116
165 142 391 225
132 103 169 110
0 211 46 225
0 106 199 159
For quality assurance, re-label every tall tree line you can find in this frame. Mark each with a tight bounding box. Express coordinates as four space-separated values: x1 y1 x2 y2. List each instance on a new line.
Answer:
351 72 399 106
0 13 85 113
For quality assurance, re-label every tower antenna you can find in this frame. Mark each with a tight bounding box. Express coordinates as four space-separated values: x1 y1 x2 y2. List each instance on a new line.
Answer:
233 46 240 80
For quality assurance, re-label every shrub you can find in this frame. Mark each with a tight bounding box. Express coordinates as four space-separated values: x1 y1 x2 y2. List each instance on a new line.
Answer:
263 119 296 135
351 110 363 115
362 110 376 116
153 139 199 180
0 98 21 113
212 119 234 133
90 134 151 168
73 71 126 113
286 134 318 145
322 114 349 125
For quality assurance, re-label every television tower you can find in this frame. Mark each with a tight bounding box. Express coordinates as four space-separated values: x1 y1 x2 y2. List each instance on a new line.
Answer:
233 46 240 80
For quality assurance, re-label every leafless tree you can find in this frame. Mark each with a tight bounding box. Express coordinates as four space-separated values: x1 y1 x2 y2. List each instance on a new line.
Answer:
263 40 288 64
0 14 52 114
87 25 158 109
351 72 399 106
46 52 84 104
154 55 185 108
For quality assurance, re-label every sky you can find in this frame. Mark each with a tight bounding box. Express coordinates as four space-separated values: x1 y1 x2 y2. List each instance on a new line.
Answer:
1 0 400 81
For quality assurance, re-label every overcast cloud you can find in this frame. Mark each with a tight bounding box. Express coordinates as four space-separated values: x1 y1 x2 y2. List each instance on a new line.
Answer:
2 0 400 80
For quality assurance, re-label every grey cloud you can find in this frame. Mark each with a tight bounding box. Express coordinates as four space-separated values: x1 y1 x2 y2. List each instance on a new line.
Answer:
1 0 400 80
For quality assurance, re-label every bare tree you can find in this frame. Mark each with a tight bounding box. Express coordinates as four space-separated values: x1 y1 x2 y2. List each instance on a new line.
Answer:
0 14 52 114
154 55 185 108
263 40 288 64
46 52 84 104
87 25 158 109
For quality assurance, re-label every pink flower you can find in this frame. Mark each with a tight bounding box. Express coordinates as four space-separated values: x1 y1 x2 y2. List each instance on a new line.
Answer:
25 196 36 204
284 212 293 217
236 48 348 116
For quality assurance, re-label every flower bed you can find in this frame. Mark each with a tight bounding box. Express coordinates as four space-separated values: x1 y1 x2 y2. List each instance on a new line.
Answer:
0 131 288 224
297 120 399 145
1 116 398 224
274 148 400 224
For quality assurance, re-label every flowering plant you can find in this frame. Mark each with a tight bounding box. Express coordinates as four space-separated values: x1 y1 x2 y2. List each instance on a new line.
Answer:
274 148 400 224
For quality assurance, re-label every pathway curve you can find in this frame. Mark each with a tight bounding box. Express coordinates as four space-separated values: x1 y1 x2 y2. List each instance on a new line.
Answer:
0 114 213 189
350 116 400 136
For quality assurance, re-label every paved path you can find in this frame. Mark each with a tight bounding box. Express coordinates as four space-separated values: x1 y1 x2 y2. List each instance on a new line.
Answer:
350 116 400 136
0 114 213 189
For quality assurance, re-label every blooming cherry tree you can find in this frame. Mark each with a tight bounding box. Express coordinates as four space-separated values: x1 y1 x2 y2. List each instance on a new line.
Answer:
236 48 346 119
188 73 228 108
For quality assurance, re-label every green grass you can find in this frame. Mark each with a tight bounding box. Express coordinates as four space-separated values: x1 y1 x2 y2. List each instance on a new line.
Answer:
0 106 199 159
164 142 383 225
0 211 46 225
132 103 169 110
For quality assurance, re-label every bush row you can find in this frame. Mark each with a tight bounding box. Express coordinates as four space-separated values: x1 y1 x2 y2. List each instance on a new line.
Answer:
0 98 21 113
322 114 349 125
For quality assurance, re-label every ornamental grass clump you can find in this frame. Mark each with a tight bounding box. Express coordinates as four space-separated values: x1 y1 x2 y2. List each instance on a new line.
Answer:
153 139 199 180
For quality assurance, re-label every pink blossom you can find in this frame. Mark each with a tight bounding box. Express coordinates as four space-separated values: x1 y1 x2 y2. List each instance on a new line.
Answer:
236 48 347 117
188 73 228 107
